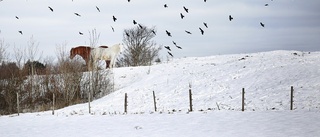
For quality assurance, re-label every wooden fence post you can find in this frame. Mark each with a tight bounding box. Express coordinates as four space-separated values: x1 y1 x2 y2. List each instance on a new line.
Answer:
52 93 55 115
290 86 294 110
124 93 128 114
242 88 245 111
189 88 193 112
88 91 91 114
16 92 20 116
153 91 157 112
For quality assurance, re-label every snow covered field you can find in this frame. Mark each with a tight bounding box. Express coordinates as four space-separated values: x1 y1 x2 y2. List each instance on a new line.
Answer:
1 111 320 137
1 50 320 137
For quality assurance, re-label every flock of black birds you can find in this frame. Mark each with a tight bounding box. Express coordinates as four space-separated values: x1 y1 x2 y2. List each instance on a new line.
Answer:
163 3 211 57
7 0 269 58
162 2 267 57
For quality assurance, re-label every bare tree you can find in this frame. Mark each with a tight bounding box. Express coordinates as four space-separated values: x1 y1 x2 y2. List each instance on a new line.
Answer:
0 41 21 114
56 43 83 105
86 29 112 99
0 39 9 63
119 25 161 67
13 45 24 69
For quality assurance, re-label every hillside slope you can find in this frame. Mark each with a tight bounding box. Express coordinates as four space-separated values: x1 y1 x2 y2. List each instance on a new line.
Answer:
57 50 320 115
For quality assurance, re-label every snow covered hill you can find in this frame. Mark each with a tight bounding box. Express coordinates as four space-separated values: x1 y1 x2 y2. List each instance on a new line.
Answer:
56 50 320 115
1 50 320 137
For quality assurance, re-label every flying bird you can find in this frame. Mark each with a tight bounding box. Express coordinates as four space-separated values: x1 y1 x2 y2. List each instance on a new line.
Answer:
165 30 172 37
199 27 204 35
111 26 115 32
185 30 192 34
203 22 208 28
180 13 185 19
164 46 171 51
133 20 137 25
229 15 233 21
18 31 23 35
112 15 117 22
125 32 130 37
128 0 130 2
265 4 269 6
138 24 143 29
74 13 81 17
183 6 189 13
15 16 19 19
151 30 156 35
167 52 173 57
172 41 182 49
204 0 207 2
164 4 168 8
172 41 177 46
48 6 53 12
79 32 83 35
260 22 265 27
96 6 100 12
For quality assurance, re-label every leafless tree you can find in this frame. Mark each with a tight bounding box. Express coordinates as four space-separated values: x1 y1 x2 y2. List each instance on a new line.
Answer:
56 43 83 105
86 29 112 99
0 39 9 63
119 25 161 67
23 36 43 107
0 41 21 114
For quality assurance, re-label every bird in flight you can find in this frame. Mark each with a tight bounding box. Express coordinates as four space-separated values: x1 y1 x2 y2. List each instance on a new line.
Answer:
111 26 115 32
185 30 192 34
180 13 185 19
229 15 233 21
151 30 156 35
183 6 189 13
168 52 173 57
199 27 204 35
113 15 117 22
18 31 23 35
138 24 143 29
260 22 265 27
15 16 19 19
203 22 208 28
96 6 100 12
133 20 137 25
166 30 172 37
204 0 207 2
164 4 168 8
48 6 53 12
79 32 83 35
164 46 171 51
74 13 81 17
172 41 177 46
125 32 130 37
265 4 269 6
128 0 130 2
173 41 182 49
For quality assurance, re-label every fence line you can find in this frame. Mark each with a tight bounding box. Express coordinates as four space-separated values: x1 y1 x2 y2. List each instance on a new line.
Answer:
117 86 301 114
10 85 310 116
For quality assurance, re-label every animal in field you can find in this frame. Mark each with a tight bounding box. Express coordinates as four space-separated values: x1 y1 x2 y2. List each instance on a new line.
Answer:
90 43 124 70
69 46 111 70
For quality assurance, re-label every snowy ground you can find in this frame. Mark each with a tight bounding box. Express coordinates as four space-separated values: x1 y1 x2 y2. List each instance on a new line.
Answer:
1 111 320 137
1 50 320 136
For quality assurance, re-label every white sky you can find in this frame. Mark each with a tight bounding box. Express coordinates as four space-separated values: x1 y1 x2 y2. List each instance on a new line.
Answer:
0 0 320 62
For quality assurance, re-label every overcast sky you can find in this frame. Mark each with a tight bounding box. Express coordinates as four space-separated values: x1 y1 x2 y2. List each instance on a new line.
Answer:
0 0 320 62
